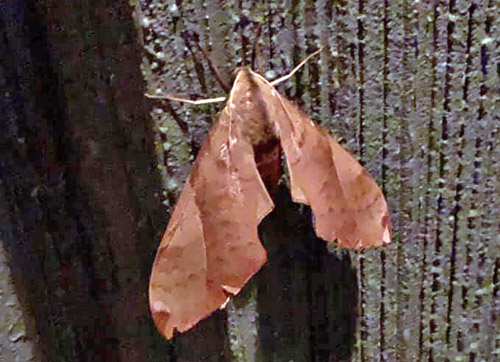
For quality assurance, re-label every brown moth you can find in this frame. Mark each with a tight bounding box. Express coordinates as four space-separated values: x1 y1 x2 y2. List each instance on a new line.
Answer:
149 67 391 340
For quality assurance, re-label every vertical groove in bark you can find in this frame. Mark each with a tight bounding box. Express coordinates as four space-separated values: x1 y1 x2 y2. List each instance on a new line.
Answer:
379 1 390 360
419 2 440 360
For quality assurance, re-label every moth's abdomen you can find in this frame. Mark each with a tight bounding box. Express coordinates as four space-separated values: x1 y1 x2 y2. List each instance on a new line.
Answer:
253 138 282 193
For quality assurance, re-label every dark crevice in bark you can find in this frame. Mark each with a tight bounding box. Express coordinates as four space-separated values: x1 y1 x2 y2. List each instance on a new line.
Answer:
445 4 476 353
492 259 499 345
356 0 365 162
379 0 390 359
356 1 366 360
430 0 455 359
290 0 304 107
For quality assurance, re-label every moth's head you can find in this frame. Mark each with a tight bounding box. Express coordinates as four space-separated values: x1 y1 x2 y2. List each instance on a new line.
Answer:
228 67 261 99
231 67 255 87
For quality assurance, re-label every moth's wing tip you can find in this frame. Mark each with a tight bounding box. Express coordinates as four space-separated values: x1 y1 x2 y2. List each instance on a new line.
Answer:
221 284 241 296
350 206 393 250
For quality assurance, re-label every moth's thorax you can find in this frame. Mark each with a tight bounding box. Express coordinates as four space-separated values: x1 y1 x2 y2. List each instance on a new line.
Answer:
226 68 277 146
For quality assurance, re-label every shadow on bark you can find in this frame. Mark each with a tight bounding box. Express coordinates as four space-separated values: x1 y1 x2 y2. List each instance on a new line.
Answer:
258 186 357 362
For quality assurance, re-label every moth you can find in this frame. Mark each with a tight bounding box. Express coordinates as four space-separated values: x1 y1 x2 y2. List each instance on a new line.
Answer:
149 63 391 340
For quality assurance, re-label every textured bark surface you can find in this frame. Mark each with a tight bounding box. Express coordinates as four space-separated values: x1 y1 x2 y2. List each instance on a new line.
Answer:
1 0 499 361
1 0 169 361
0 192 39 362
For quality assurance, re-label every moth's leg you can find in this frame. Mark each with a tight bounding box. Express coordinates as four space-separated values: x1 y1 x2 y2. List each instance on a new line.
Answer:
250 22 263 73
234 16 263 71
183 31 231 93
146 97 200 154
146 31 229 103
181 31 210 95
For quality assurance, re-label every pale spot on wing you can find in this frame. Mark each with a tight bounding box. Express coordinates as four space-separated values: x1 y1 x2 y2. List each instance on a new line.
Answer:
220 297 231 309
151 300 171 314
222 285 241 295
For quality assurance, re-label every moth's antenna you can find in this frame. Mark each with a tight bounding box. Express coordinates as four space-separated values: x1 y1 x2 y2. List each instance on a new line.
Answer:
145 93 226 105
270 47 323 86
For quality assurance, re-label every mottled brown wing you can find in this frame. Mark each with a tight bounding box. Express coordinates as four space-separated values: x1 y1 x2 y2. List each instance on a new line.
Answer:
149 105 274 339
249 70 391 249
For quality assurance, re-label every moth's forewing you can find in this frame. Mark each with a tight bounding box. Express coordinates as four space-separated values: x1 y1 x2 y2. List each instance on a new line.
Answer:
149 70 275 340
